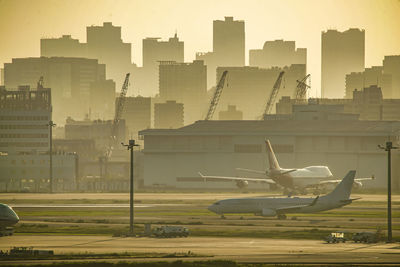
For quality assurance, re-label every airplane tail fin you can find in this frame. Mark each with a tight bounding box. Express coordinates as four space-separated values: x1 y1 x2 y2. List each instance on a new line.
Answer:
325 170 356 200
265 139 280 170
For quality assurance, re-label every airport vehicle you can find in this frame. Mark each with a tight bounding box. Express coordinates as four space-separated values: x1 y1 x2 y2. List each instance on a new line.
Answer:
325 232 347 243
0 204 19 236
152 226 189 238
352 231 382 243
208 170 358 219
199 140 373 195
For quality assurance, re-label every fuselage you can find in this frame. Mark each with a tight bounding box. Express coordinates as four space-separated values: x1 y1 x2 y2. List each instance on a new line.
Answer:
0 204 19 228
208 195 349 216
270 166 333 189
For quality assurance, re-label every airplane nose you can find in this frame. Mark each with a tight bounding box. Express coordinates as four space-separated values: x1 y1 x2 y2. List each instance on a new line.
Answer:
208 204 217 213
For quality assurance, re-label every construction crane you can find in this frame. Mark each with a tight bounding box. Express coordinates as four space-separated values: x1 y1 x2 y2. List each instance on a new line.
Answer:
262 71 285 117
294 74 311 101
205 70 228 120
107 73 130 157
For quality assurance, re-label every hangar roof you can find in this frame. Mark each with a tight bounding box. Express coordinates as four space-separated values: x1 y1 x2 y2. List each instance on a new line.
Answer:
139 120 400 137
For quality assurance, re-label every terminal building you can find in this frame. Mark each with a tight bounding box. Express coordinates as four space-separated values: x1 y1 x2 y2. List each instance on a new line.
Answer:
0 85 77 192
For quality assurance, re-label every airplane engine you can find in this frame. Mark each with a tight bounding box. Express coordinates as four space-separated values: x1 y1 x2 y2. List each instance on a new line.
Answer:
235 180 249 189
261 208 277 217
352 181 362 189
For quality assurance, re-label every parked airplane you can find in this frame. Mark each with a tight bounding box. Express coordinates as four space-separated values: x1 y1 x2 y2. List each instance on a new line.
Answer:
0 203 19 236
199 139 373 195
208 170 358 219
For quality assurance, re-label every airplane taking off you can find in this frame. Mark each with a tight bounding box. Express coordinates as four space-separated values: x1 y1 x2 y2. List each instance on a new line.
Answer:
208 170 358 219
0 203 19 236
199 139 373 195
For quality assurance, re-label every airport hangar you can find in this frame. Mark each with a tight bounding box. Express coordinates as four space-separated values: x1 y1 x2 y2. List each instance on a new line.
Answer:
139 119 400 190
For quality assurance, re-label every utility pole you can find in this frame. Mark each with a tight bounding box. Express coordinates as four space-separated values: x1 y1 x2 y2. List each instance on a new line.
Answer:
378 141 398 243
122 139 139 235
47 120 56 193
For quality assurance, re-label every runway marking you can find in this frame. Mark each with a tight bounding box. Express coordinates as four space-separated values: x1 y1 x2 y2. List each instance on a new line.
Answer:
11 204 189 208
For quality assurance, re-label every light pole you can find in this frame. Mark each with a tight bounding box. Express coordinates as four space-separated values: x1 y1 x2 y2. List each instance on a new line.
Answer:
378 141 398 243
47 120 56 193
122 139 139 235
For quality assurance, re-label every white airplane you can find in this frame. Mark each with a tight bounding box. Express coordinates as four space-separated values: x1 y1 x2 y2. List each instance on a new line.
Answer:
199 139 374 195
208 170 359 219
0 203 19 236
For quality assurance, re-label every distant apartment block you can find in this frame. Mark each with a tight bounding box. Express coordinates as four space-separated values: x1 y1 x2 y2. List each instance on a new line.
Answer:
89 79 116 120
0 85 51 153
159 60 207 124
218 105 243 120
197 16 245 88
119 96 151 137
216 64 306 119
154 100 184 129
4 57 107 123
321 28 365 98
249 40 306 69
276 85 400 121
346 66 392 99
138 34 184 96
383 55 400 98
41 22 132 88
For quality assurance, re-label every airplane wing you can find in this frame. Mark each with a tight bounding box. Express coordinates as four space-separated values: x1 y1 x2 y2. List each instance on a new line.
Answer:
198 172 276 184
276 196 319 213
318 175 374 185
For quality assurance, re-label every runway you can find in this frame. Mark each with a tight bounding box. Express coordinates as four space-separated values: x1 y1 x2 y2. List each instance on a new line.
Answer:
0 235 399 264
10 203 189 208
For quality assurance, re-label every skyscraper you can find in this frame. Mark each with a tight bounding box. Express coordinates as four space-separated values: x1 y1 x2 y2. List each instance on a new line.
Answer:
196 16 245 88
139 34 184 96
41 22 133 89
213 16 245 67
321 28 365 98
383 55 400 98
159 60 207 124
249 40 306 69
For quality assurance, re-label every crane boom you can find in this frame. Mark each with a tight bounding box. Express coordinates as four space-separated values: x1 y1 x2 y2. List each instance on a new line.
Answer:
263 71 285 116
205 70 228 120
294 74 311 101
108 73 130 156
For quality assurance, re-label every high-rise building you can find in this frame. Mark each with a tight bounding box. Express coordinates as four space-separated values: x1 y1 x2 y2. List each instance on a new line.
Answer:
138 34 184 96
154 100 184 129
41 22 132 89
321 28 365 98
89 79 116 120
0 85 51 153
159 60 207 124
4 57 107 123
119 96 151 138
219 105 243 120
86 22 132 88
196 16 245 88
345 66 392 99
41 35 87 58
383 55 400 98
249 40 306 69
213 16 245 66
216 64 306 119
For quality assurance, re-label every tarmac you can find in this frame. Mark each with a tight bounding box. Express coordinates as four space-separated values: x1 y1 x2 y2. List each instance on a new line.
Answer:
1 235 400 264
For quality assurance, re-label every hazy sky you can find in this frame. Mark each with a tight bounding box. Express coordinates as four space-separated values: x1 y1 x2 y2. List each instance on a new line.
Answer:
1 0 399 96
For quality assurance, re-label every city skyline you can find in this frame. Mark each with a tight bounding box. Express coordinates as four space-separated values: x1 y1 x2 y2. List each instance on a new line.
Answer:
1 0 400 97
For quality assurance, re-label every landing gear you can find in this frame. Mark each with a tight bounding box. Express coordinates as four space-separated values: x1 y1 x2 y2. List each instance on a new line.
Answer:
220 215 226 219
277 214 287 220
